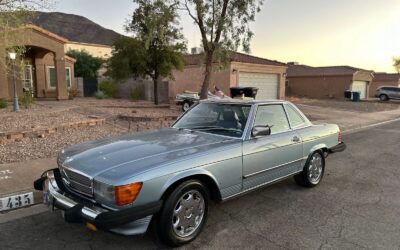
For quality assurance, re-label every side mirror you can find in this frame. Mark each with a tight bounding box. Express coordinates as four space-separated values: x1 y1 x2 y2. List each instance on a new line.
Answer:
252 125 271 137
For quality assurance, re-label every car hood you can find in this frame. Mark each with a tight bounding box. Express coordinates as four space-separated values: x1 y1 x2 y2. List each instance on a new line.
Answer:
59 128 237 181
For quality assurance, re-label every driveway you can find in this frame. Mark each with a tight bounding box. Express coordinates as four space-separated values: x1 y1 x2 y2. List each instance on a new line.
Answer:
1 120 400 249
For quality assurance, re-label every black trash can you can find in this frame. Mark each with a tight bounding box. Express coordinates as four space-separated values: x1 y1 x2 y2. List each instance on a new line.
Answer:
344 90 352 99
230 87 259 98
351 92 361 102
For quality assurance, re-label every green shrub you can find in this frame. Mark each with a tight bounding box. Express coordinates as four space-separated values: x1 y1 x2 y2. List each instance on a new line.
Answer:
0 98 7 109
20 88 35 109
99 80 118 98
130 85 145 101
95 90 106 99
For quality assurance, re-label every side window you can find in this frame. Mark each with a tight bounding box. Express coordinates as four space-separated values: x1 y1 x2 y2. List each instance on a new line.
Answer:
254 105 290 134
285 104 305 127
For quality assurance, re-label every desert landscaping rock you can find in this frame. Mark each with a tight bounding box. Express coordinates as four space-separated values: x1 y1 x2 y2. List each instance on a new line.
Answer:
0 124 124 164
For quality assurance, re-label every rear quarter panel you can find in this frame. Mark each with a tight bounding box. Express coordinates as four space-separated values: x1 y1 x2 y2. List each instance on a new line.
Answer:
297 123 340 161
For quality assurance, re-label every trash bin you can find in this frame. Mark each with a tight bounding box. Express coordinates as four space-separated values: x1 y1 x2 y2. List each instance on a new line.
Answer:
230 87 259 98
351 92 361 102
344 90 352 99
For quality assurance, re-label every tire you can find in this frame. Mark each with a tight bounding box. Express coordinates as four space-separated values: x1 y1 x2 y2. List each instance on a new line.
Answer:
182 101 191 112
156 180 209 247
379 94 389 101
294 151 325 188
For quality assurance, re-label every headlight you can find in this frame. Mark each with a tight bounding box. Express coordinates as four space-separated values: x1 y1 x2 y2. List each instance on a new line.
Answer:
94 181 143 206
93 181 115 203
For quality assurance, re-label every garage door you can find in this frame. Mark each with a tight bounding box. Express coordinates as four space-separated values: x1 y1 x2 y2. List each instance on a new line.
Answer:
351 81 367 99
239 73 279 100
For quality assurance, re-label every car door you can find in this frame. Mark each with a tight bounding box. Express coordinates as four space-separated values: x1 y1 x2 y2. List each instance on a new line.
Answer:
242 104 303 190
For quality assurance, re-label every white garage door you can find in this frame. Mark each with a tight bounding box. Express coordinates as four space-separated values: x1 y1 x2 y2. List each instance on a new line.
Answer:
239 73 279 100
351 81 367 99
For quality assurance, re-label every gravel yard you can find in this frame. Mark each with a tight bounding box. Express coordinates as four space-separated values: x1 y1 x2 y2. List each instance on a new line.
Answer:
0 124 125 164
0 98 182 164
289 97 400 113
0 107 89 132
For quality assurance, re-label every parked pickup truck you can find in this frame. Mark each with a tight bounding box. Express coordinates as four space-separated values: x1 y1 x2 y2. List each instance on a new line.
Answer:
34 99 345 246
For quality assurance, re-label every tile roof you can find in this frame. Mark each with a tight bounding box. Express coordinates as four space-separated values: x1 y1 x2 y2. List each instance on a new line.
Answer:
287 64 372 77
184 51 287 67
373 73 400 82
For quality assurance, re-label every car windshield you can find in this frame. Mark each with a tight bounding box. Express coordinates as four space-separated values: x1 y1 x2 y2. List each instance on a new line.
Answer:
173 102 252 138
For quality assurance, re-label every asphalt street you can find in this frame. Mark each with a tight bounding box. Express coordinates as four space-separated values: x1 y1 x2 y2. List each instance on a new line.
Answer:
1 120 400 250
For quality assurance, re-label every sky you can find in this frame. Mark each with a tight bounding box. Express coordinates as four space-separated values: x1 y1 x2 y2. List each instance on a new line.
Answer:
53 0 400 73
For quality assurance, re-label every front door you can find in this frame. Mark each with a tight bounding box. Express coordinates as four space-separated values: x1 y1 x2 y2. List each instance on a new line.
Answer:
242 104 303 190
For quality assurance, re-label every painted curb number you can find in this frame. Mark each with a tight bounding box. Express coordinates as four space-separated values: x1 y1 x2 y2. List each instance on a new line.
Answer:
0 192 34 211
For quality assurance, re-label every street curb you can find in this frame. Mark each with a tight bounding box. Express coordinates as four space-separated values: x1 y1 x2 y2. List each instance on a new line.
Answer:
342 117 400 135
1 116 400 213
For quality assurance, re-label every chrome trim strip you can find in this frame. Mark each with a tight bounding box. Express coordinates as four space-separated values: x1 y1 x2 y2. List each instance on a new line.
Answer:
243 157 306 179
223 170 303 201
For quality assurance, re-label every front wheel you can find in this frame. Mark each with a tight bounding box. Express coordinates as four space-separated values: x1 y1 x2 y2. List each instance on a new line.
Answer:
294 151 325 187
156 180 209 247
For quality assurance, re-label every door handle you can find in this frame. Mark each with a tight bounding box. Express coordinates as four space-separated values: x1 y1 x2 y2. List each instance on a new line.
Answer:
292 136 300 142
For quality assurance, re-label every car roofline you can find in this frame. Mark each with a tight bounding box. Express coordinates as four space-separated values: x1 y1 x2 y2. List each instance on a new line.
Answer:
199 98 288 105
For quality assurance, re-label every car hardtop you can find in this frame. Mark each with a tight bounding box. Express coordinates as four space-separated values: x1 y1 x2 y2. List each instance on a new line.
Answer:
199 98 290 106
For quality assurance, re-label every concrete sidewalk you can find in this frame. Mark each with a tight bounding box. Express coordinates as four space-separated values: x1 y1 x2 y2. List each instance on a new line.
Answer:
0 157 56 211
1 106 400 212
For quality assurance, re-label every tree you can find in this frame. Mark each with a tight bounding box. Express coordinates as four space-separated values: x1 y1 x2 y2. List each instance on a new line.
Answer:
180 0 264 99
107 0 186 105
66 49 104 78
393 57 400 73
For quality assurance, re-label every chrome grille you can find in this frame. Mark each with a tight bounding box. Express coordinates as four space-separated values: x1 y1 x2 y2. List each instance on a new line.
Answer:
62 167 93 197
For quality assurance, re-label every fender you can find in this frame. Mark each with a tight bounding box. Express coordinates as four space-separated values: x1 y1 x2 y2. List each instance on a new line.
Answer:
160 168 220 196
309 143 327 155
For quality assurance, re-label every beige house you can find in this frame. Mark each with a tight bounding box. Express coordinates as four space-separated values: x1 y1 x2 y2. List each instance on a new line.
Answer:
287 64 374 99
170 52 288 100
0 25 76 100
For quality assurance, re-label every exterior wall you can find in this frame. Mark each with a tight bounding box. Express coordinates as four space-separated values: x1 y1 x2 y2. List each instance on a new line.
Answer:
170 64 231 98
65 42 112 59
287 75 352 99
170 62 287 99
37 53 76 98
369 79 400 97
230 62 287 99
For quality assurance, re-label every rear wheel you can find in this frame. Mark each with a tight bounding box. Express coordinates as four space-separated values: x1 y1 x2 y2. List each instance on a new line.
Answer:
294 151 325 187
379 94 389 101
156 180 209 247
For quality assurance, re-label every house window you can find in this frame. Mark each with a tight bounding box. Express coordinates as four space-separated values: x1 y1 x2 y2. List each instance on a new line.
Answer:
66 67 72 88
47 66 73 89
47 66 57 89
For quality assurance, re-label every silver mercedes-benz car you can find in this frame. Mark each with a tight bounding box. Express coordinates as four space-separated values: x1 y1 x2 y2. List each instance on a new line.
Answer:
34 99 345 246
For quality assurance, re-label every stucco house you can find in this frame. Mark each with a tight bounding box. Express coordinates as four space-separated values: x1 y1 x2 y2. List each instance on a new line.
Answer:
369 73 400 97
0 12 121 101
0 25 76 100
170 52 288 100
286 64 374 99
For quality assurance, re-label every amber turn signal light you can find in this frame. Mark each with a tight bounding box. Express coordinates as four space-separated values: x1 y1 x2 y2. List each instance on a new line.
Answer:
115 182 143 206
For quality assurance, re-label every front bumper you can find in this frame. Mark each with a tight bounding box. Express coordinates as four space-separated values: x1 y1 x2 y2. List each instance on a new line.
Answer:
328 142 346 153
34 169 162 235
